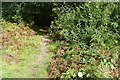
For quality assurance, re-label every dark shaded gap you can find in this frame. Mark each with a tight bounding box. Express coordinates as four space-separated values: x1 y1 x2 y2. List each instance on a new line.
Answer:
21 2 55 35
30 11 54 35
2 2 55 35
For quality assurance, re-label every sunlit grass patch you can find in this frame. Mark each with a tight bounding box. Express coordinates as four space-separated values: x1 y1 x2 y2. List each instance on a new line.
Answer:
1 21 41 78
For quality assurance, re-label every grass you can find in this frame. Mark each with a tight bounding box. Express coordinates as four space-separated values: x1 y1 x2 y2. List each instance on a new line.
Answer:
1 20 52 78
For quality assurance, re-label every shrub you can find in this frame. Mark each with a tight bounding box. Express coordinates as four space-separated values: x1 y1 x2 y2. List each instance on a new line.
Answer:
49 2 120 78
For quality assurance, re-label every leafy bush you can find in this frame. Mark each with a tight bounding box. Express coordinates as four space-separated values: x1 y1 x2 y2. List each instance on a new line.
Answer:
49 2 120 78
2 2 120 78
2 2 54 26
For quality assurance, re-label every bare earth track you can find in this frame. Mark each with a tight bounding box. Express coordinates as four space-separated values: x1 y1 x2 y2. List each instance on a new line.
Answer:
31 34 51 78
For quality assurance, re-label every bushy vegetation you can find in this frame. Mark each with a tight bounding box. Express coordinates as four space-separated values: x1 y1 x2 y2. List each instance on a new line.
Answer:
1 2 120 79
49 2 120 78
2 2 53 26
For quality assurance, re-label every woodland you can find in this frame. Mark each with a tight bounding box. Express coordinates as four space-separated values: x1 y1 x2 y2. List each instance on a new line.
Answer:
1 2 120 79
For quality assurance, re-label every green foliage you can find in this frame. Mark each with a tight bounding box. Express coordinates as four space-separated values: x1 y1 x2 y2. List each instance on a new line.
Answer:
2 2 120 78
2 3 23 23
49 2 120 78
51 3 120 45
2 2 54 26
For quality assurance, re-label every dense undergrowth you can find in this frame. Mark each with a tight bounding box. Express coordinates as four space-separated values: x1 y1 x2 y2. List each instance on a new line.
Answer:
48 3 120 78
1 2 120 79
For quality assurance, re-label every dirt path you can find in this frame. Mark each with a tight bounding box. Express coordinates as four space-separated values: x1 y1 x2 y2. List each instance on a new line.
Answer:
37 35 50 64
31 34 51 78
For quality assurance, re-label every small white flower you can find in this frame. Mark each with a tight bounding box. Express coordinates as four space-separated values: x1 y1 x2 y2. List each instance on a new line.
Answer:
78 72 83 77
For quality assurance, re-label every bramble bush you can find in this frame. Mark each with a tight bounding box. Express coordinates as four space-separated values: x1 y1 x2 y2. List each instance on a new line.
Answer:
49 2 120 78
2 2 120 78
